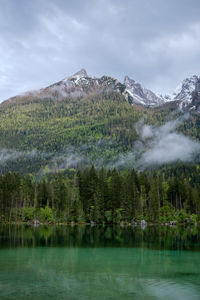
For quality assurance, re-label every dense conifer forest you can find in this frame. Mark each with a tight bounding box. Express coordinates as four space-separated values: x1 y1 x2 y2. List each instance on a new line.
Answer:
1 165 200 225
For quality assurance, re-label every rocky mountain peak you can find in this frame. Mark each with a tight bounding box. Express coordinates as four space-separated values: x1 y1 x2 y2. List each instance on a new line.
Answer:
124 75 135 86
39 70 127 100
187 78 200 112
73 68 88 78
62 68 88 82
173 75 199 104
123 75 164 107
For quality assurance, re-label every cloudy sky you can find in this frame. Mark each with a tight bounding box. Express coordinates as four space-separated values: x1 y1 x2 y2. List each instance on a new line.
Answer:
0 0 200 101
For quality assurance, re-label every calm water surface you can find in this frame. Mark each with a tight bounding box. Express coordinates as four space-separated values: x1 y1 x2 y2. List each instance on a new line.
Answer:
0 225 200 299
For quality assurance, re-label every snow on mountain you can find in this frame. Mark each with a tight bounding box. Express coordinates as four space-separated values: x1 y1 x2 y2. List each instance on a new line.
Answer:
2 69 200 109
41 69 126 99
124 76 165 107
173 75 199 104
186 78 200 112
123 74 199 108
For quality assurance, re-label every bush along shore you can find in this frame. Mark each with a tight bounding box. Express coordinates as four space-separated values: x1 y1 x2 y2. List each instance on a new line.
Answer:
0 165 200 226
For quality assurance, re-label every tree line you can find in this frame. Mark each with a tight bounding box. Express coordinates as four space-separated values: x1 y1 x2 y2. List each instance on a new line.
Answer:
0 165 200 224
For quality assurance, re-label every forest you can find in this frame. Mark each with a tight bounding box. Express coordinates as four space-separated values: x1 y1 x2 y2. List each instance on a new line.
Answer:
0 91 200 175
0 164 200 225
1 92 200 225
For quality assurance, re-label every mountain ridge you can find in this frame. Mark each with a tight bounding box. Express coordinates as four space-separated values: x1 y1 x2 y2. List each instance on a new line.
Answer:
2 69 200 109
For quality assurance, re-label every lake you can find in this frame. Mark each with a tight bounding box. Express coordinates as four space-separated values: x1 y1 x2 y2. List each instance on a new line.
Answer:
0 225 200 299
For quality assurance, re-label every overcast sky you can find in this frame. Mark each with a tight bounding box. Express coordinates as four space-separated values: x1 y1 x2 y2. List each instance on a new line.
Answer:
0 0 200 101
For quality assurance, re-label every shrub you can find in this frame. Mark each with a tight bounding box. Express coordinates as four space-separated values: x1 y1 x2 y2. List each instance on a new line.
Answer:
39 206 53 222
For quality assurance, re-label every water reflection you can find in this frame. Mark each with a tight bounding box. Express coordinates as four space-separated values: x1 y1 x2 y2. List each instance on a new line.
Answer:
0 224 200 250
1 225 200 299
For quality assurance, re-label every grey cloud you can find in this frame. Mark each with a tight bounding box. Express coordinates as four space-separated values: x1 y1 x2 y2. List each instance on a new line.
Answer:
1 0 200 101
0 149 41 164
110 114 200 170
141 125 153 139
141 132 200 166
137 115 200 168
0 149 22 163
38 151 88 177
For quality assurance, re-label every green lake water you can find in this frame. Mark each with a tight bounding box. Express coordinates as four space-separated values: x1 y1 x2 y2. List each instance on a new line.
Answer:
0 225 200 299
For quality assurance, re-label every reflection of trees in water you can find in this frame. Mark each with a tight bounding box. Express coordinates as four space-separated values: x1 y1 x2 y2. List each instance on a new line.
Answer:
0 224 200 251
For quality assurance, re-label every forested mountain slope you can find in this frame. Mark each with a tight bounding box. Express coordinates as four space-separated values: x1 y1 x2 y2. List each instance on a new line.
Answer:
0 90 200 175
1 70 200 175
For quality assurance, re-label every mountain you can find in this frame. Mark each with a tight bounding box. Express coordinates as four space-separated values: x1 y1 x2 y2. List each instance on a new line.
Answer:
188 78 200 112
41 69 127 99
124 76 165 107
3 69 168 107
3 69 200 109
123 74 200 108
170 75 199 110
173 75 198 103
5 69 126 103
1 69 200 175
